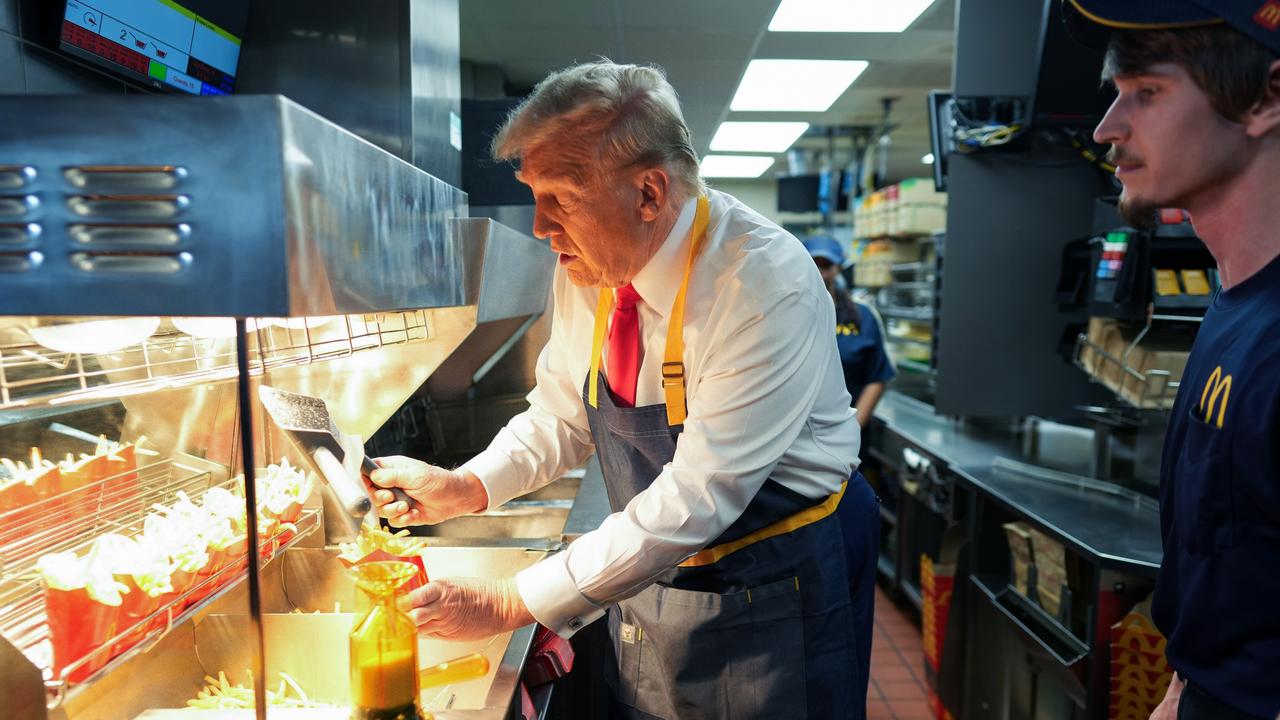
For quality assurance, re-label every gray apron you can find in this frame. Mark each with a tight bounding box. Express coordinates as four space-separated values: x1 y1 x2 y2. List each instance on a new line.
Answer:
585 372 868 720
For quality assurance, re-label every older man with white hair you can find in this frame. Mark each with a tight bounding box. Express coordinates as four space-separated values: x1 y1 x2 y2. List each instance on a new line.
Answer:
366 60 879 719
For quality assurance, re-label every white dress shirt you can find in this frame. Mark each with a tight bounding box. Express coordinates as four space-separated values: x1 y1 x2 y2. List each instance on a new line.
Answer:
461 189 861 637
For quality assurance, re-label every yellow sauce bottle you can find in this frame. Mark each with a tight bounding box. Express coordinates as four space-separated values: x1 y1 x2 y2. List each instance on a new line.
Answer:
349 561 423 720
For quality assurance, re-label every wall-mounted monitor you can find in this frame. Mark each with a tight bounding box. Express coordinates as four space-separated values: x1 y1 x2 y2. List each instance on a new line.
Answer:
59 0 250 95
778 174 821 213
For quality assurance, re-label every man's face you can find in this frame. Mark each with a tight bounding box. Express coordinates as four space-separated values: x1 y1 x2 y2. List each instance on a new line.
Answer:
1094 62 1250 226
519 145 650 289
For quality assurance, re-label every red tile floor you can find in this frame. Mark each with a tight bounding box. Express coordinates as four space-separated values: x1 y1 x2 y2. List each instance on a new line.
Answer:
867 585 937 720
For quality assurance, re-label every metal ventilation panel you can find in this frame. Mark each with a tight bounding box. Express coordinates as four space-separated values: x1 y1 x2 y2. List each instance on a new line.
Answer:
0 94 468 317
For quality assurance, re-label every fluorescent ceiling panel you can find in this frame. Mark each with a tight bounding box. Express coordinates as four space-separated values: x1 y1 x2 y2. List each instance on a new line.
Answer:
710 122 810 153
701 155 776 178
769 0 937 32
730 60 868 112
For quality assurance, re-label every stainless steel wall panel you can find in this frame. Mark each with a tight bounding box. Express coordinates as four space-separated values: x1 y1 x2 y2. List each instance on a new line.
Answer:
237 0 411 159
408 0 462 186
237 0 461 186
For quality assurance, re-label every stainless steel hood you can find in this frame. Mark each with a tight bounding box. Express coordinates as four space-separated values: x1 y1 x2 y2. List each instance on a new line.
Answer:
0 94 470 317
0 92 554 465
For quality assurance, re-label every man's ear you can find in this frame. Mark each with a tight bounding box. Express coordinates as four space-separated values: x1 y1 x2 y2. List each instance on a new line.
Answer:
1244 58 1280 138
635 167 671 222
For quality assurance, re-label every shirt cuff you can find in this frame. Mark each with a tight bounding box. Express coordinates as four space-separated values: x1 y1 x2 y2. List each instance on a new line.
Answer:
460 447 522 511
515 552 605 638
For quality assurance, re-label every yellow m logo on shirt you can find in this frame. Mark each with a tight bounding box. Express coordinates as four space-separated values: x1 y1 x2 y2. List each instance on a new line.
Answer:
1198 366 1232 429
1256 1 1280 30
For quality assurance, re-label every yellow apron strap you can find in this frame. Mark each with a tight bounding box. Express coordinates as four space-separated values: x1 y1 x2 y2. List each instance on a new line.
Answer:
588 195 710 427
678 481 847 568
662 195 710 426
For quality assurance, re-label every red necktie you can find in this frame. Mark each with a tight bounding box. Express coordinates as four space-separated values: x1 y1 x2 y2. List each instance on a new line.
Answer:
606 284 643 407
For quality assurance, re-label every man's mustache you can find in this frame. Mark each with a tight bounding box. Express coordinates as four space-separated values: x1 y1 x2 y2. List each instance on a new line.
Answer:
1106 146 1142 167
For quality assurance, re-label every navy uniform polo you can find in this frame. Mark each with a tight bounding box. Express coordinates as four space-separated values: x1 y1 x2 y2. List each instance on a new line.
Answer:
1154 253 1280 720
836 300 896 404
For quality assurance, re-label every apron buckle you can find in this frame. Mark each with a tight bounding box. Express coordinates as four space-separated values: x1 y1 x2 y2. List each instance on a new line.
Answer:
661 361 685 387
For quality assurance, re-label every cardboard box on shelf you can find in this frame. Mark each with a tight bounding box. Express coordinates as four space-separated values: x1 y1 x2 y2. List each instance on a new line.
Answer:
897 177 948 207
855 180 948 240
1082 317 1192 409
1100 325 1138 393
1027 527 1067 618
1002 522 1035 596
896 204 948 237
1108 600 1172 720
1081 317 1119 375
1119 343 1189 410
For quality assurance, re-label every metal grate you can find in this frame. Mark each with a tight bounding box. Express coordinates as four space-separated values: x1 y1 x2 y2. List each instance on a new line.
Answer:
1073 332 1180 410
0 311 431 410
0 458 214 579
0 457 321 702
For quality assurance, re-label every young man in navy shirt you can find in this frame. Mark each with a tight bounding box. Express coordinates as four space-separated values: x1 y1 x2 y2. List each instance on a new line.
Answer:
1065 2 1280 719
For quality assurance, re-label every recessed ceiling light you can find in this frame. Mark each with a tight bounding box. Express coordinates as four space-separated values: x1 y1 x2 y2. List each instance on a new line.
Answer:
730 60 868 112
769 0 937 33
921 153 935 164
701 155 776 178
710 122 810 153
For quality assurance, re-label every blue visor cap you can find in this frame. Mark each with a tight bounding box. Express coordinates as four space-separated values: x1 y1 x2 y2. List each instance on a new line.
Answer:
802 235 846 266
1063 0 1280 55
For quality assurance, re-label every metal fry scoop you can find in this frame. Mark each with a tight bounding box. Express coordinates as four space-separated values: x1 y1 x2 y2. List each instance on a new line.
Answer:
257 385 407 527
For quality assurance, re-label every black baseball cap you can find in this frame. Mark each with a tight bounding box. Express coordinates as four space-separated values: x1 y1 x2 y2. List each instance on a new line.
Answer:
1063 0 1280 55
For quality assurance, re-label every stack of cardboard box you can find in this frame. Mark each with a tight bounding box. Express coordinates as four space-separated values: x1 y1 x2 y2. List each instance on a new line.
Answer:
853 178 948 241
1028 527 1067 619
1081 317 1188 410
1109 603 1173 720
1003 521 1035 596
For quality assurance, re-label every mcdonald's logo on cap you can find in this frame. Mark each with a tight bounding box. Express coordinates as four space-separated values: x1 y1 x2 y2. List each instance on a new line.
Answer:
1198 366 1232 429
1255 1 1280 31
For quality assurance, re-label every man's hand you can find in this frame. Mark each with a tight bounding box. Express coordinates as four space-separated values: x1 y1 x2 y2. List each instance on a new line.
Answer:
402 577 534 641
366 456 489 527
1149 674 1183 720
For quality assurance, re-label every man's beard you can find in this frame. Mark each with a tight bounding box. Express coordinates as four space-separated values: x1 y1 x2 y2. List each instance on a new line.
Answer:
1117 195 1157 230
1107 145 1158 230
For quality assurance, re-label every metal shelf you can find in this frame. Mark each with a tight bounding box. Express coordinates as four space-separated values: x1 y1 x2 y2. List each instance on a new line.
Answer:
877 554 896 580
902 579 923 611
55 508 320 707
0 312 430 411
0 457 322 707
1071 307 1199 411
879 307 934 322
887 336 934 349
970 575 1088 667
898 359 934 374
879 503 898 525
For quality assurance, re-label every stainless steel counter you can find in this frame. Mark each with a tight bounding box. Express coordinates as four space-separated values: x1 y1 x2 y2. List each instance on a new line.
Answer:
873 391 1025 470
872 390 1162 573
960 458 1162 572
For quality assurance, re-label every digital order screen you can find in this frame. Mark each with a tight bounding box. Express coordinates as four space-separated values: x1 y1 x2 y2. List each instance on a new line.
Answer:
60 0 247 96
